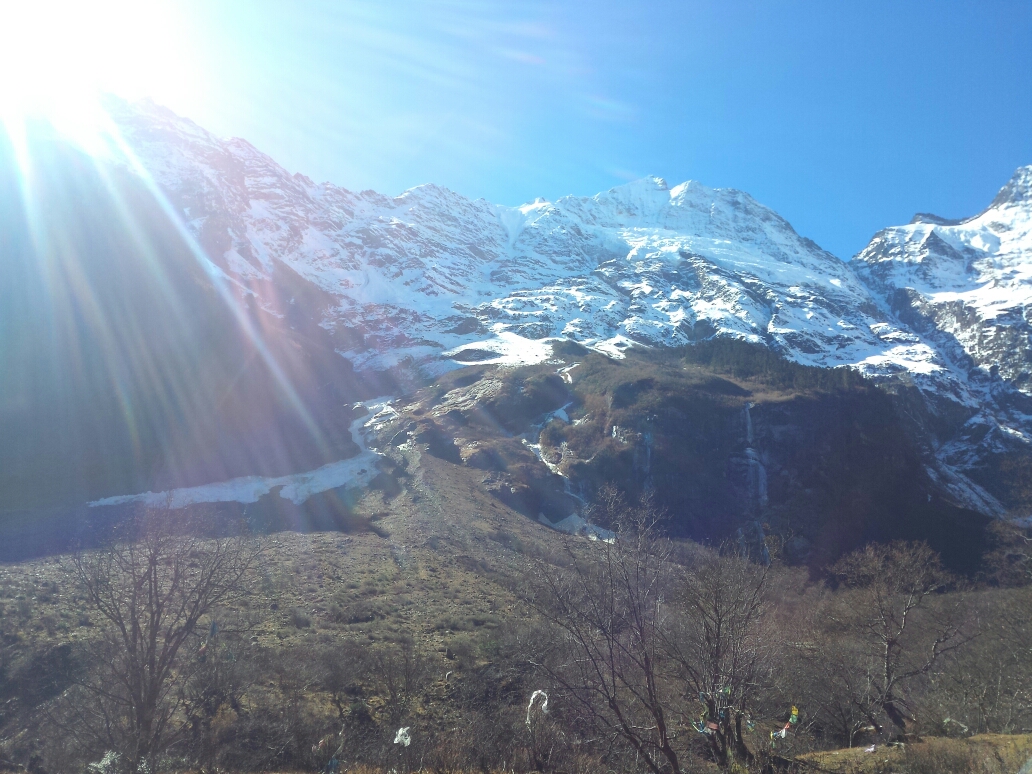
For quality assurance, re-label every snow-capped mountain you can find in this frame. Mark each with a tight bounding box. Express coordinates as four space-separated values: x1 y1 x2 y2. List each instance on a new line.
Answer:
854 166 1032 395
849 166 1032 517
100 98 1031 517
109 98 939 377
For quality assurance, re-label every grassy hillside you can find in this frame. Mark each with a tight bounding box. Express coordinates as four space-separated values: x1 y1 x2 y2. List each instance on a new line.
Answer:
1 483 1029 773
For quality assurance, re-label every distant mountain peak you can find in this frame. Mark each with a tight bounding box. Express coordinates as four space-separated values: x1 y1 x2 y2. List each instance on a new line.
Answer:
909 213 964 226
990 164 1032 209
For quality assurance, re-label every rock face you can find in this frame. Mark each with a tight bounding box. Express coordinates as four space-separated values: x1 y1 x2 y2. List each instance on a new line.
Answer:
366 345 994 572
11 97 1027 520
852 166 1032 515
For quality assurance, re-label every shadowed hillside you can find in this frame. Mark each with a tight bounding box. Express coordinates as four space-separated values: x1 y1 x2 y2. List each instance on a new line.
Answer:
373 340 994 573
0 131 390 518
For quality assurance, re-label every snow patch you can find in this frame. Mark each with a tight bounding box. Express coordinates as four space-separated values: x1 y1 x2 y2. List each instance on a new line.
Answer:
444 331 559 366
89 398 395 509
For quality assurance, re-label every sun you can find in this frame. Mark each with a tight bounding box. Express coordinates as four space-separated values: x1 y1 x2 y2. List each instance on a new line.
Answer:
0 0 193 153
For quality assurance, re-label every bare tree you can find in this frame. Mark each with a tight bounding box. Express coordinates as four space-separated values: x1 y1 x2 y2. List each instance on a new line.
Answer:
523 490 685 774
368 640 431 729
814 542 967 739
62 501 262 773
663 544 777 768
982 520 1032 587
183 609 261 772
924 585 1032 736
319 639 372 724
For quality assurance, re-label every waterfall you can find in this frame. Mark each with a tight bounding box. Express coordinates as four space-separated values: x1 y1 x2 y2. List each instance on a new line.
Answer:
744 448 768 508
742 403 767 510
737 402 771 564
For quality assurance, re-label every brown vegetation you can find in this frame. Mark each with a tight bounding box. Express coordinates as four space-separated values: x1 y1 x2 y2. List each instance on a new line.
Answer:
0 438 1030 773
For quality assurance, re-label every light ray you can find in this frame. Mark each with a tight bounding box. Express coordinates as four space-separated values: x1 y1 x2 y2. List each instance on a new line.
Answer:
95 111 334 457
3 107 336 492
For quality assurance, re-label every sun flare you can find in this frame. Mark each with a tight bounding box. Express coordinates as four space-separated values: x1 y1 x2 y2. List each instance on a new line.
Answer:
0 0 191 152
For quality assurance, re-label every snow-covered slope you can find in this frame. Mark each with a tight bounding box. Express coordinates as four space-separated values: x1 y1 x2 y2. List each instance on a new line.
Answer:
851 167 1032 516
109 98 945 378
103 98 1032 517
853 166 1032 394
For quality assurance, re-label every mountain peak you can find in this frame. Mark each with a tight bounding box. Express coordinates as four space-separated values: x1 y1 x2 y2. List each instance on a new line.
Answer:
602 175 671 197
990 164 1032 209
647 175 669 191
909 213 964 226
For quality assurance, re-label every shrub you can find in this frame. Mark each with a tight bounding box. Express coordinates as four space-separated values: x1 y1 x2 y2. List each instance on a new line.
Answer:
290 607 312 628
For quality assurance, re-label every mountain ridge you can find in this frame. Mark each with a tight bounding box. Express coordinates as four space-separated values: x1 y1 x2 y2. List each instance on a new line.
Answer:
99 99 1032 516
108 98 938 375
4 97 1031 529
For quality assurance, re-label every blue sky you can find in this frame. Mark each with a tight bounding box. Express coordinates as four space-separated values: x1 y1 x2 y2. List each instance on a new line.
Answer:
151 1 1031 258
